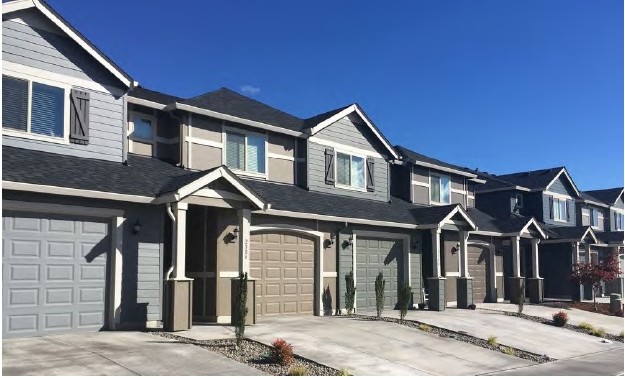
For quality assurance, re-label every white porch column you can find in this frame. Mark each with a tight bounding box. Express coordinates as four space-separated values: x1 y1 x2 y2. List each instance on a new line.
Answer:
584 243 591 264
531 239 540 278
459 231 469 278
511 236 521 277
432 228 442 277
172 202 188 279
238 209 251 275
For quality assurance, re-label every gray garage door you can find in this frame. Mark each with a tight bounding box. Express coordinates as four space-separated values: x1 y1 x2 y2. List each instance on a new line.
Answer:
3 212 109 338
355 237 403 311
468 245 489 303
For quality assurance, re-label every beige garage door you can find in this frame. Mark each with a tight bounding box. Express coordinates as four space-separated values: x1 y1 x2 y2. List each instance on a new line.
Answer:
250 232 315 316
468 245 488 303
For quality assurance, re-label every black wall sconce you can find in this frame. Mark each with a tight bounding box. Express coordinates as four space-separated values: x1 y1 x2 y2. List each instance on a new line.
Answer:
342 235 354 249
451 242 460 255
228 227 239 243
324 233 336 248
133 220 141 235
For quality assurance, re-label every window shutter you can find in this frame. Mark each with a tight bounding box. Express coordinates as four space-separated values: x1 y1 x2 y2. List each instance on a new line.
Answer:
324 148 335 184
69 88 90 145
366 157 375 192
565 200 570 221
615 212 618 229
548 196 554 219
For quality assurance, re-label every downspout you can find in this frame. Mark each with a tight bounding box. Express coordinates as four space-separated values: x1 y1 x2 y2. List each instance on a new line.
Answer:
167 108 184 167
165 203 176 280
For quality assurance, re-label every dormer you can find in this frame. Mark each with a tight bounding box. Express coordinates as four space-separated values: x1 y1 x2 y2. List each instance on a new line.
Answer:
2 0 134 162
582 187 624 232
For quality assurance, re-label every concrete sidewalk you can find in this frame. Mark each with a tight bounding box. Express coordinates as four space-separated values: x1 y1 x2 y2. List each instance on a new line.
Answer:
479 302 624 336
3 331 264 376
183 316 533 376
388 308 621 360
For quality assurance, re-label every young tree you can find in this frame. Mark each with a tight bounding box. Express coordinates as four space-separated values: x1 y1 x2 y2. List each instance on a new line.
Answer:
398 281 412 320
571 253 621 311
234 273 248 348
374 271 386 318
345 271 356 315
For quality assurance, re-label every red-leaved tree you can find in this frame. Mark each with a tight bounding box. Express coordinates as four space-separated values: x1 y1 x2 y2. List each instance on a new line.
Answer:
571 253 621 311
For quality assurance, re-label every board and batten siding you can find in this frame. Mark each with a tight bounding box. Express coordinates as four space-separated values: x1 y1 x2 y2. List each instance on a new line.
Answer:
3 11 125 162
309 116 390 202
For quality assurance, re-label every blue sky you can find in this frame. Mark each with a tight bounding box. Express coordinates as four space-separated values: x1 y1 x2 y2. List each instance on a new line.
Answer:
50 0 623 190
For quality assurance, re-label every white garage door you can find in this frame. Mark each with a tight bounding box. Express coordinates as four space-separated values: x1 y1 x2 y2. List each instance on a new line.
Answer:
3 212 109 338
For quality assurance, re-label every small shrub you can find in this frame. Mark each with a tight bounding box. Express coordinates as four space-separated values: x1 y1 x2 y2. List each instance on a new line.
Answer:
590 328 607 338
345 272 356 315
487 336 498 347
517 282 525 315
271 338 294 366
287 365 308 376
615 308 624 317
467 304 476 310
578 321 594 332
418 323 432 332
618 330 623 338
374 271 385 318
552 311 568 327
398 281 412 320
337 368 352 376
234 273 248 348
501 346 514 355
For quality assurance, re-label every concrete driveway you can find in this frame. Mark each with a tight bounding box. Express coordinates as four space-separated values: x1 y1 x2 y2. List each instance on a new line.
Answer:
2 331 263 376
242 316 533 375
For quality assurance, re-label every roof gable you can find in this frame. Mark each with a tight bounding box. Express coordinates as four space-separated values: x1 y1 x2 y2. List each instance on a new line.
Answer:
395 145 480 179
3 0 133 88
584 188 624 206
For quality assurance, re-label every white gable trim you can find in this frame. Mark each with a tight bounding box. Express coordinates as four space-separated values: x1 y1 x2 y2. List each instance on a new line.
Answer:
519 218 547 239
544 168 581 197
581 227 599 244
307 104 399 160
439 205 477 230
3 0 134 88
159 167 267 210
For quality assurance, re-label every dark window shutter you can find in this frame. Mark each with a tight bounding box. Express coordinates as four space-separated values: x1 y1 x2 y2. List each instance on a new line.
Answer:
565 200 570 221
69 88 90 145
324 148 334 184
366 157 375 192
548 196 554 219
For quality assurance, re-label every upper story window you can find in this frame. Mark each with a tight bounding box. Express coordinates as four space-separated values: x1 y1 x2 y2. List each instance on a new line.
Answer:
552 197 568 222
224 129 266 176
128 112 157 156
336 152 365 189
132 115 154 141
430 173 451 204
2 74 66 141
590 208 603 229
582 208 590 226
615 212 624 231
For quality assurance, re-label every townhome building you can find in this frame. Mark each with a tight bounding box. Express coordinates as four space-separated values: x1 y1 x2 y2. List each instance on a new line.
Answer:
473 168 624 300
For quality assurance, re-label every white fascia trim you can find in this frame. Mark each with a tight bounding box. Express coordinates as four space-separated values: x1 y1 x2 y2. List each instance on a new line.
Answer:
439 205 477 230
2 0 35 14
309 137 384 159
475 186 531 194
257 208 416 229
578 198 610 208
414 161 477 179
172 103 305 137
307 104 399 159
469 178 487 184
519 218 547 239
544 190 573 200
171 167 266 210
3 181 154 203
470 230 503 236
544 168 581 197
127 96 168 110
3 199 124 217
611 206 625 214
15 0 133 88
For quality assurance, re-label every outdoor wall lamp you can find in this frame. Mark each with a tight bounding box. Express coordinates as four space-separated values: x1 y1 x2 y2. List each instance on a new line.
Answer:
341 235 354 249
133 220 141 235
451 242 460 254
228 227 239 243
412 241 421 250
326 233 336 247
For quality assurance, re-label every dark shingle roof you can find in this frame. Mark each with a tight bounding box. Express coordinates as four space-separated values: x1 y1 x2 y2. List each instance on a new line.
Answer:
467 208 539 234
579 192 610 207
394 145 477 176
3 146 197 197
241 179 462 225
180 88 305 132
128 86 182 105
583 188 624 205
493 167 565 190
596 231 624 244
543 225 593 241
303 105 351 128
474 171 522 191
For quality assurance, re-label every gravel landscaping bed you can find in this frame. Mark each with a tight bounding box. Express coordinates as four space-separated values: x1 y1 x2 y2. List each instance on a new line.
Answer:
498 311 624 343
350 314 554 363
541 301 624 317
149 331 341 376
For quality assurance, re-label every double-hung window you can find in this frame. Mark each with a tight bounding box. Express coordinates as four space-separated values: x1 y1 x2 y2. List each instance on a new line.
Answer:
430 173 451 204
582 208 591 226
590 208 603 229
129 112 156 155
616 213 624 231
336 152 365 189
225 130 266 175
2 74 66 141
552 198 568 221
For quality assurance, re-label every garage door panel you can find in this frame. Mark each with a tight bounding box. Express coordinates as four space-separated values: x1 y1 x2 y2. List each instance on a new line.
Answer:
356 237 403 312
251 232 315 317
468 246 488 303
3 213 109 338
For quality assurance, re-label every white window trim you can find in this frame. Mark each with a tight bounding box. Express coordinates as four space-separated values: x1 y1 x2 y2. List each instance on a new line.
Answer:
515 193 524 208
552 197 568 222
2 70 70 145
128 111 157 156
221 125 268 178
616 213 624 231
334 149 367 192
430 173 451 205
